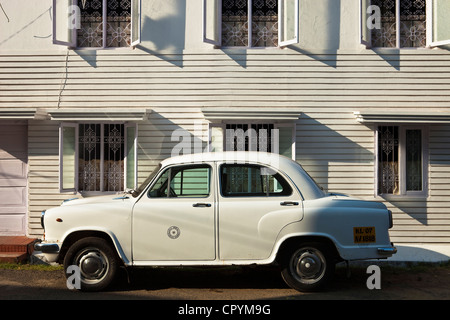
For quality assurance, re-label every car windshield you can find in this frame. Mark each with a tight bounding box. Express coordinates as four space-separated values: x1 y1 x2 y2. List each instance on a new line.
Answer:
132 163 162 198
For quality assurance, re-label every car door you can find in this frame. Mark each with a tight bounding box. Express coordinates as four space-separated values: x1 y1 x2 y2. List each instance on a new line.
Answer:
218 162 303 260
132 163 216 262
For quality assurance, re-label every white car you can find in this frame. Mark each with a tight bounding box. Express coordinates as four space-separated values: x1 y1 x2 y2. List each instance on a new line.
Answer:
36 152 396 292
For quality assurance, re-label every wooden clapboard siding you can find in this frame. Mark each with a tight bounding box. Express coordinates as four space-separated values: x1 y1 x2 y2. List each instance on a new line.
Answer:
3 50 450 109
3 49 450 242
27 120 60 235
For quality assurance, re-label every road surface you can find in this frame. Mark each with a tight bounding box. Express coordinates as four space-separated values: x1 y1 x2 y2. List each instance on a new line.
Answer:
1 263 449 301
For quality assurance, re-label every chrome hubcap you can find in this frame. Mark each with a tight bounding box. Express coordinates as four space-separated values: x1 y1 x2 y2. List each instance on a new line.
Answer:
292 248 326 284
76 248 109 283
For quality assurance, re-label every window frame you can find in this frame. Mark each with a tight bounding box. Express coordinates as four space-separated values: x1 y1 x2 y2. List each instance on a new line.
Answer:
53 0 78 47
203 0 299 48
147 164 212 199
426 0 450 47
59 123 79 192
59 122 138 194
52 0 141 49
375 125 428 198
219 163 293 198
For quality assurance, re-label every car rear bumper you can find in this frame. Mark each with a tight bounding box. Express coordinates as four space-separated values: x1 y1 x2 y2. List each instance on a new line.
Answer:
377 244 397 255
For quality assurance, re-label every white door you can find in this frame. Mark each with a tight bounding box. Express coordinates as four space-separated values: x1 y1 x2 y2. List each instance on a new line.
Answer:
0 123 28 236
218 163 303 260
132 164 216 262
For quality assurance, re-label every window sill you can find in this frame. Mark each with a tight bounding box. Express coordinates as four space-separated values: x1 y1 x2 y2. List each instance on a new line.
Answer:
362 46 442 51
69 46 137 51
376 193 429 201
213 46 288 51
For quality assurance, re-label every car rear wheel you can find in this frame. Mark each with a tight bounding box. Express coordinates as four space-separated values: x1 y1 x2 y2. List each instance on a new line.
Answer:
64 237 119 292
281 242 335 292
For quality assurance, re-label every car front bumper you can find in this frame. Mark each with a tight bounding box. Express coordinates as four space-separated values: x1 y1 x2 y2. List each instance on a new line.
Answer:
34 241 60 254
34 241 60 263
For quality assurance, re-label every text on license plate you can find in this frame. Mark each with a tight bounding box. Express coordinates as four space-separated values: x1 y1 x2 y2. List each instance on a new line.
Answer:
353 227 376 243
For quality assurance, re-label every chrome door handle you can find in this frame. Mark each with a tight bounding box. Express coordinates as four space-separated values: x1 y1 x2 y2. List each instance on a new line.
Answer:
280 201 299 206
193 203 211 208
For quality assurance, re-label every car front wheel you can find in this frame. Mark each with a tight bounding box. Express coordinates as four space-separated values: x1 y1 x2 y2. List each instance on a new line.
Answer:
281 242 335 292
64 237 119 292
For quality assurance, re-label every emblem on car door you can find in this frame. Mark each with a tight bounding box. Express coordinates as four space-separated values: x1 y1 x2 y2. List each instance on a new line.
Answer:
167 226 181 239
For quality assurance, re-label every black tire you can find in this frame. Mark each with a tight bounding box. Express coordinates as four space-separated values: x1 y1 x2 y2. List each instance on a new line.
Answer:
280 242 335 292
63 237 119 292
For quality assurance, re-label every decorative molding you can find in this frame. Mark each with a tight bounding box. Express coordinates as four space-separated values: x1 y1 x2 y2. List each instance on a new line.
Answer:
46 108 150 121
354 111 450 124
202 107 302 121
0 108 48 120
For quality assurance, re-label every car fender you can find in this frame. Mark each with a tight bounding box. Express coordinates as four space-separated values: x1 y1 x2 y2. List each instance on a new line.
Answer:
270 222 342 261
60 226 131 265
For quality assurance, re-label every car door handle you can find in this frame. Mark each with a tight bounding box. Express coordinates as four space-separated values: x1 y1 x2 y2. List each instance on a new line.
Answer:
193 203 212 208
280 201 299 206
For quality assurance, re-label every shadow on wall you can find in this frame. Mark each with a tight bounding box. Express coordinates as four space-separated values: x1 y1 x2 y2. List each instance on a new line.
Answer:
136 0 186 67
297 114 432 227
136 111 208 181
296 114 373 195
73 1 188 68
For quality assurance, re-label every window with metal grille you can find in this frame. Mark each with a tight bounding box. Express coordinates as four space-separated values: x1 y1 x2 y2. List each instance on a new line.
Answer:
361 0 429 48
203 0 298 47
222 0 278 47
377 125 427 196
60 122 137 193
78 124 125 192
52 0 141 48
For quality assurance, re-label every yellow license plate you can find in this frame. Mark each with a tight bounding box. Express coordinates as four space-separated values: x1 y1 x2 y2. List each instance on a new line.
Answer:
353 227 376 243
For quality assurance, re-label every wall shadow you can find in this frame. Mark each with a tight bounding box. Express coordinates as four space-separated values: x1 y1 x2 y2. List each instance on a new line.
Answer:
296 114 373 194
136 0 186 67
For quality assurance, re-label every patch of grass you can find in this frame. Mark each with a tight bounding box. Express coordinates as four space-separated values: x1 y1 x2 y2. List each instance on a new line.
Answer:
0 263 63 271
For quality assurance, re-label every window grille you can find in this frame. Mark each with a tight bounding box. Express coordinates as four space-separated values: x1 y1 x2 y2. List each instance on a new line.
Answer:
78 0 132 48
78 123 125 192
378 126 400 194
371 0 426 48
222 0 278 47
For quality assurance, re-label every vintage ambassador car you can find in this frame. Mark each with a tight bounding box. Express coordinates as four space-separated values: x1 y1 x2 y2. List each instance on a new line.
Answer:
36 152 396 292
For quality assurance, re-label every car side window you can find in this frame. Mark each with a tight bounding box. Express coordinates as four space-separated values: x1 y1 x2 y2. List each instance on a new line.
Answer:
220 164 292 197
148 165 211 198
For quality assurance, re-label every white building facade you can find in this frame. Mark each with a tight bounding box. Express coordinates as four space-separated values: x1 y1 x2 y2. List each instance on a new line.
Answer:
1 0 450 261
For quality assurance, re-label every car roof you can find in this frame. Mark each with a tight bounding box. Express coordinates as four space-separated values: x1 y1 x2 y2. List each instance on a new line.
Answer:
161 151 290 168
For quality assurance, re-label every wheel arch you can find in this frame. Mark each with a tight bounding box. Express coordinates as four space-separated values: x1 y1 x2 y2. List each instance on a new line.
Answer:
58 229 127 265
275 235 342 264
